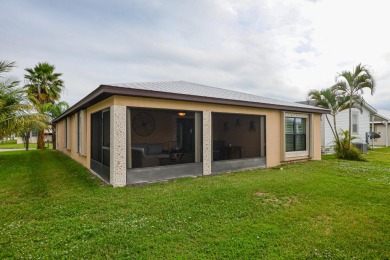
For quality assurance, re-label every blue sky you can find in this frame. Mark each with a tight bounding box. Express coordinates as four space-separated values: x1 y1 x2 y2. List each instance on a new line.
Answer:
2 0 390 115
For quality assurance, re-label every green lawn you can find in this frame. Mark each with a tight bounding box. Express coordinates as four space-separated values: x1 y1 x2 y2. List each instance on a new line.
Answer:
0 140 52 149
0 149 389 258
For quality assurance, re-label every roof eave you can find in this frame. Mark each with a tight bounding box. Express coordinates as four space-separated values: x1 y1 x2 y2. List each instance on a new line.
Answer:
53 85 329 122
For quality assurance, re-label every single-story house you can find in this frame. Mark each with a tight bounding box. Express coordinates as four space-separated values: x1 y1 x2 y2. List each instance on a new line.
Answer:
53 81 327 187
16 129 52 144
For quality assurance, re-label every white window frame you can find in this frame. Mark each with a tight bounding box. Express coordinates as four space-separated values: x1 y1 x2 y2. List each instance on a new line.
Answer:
352 111 359 135
77 110 87 156
284 113 310 158
66 117 71 149
64 119 67 148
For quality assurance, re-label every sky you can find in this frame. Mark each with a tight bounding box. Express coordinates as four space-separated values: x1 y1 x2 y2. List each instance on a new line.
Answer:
2 0 390 116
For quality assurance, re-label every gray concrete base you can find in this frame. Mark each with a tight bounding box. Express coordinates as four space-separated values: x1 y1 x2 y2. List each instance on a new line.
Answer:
127 162 203 184
212 157 266 174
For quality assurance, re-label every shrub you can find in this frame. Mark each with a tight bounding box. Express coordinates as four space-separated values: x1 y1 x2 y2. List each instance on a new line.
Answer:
334 130 366 161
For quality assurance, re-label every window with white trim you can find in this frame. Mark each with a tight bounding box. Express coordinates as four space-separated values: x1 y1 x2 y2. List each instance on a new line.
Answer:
352 112 359 135
64 119 67 148
77 112 81 153
285 117 306 152
66 117 71 149
77 110 87 156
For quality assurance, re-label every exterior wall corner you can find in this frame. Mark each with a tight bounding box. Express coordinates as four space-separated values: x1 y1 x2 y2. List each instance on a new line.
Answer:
110 105 127 187
202 111 212 175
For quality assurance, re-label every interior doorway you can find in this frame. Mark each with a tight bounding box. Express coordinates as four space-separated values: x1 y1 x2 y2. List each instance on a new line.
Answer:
176 118 194 153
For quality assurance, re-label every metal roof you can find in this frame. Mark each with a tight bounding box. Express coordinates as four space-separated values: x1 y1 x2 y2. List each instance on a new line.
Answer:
112 81 325 111
54 81 328 122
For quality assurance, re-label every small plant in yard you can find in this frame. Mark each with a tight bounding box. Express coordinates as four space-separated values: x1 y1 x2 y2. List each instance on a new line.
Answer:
334 129 366 161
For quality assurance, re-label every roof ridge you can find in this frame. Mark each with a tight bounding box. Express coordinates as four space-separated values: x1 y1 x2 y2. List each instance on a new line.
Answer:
114 80 288 103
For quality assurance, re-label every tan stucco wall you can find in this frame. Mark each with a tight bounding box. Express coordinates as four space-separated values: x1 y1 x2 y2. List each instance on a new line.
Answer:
373 123 389 146
56 113 89 168
312 113 322 160
56 120 65 151
56 94 322 170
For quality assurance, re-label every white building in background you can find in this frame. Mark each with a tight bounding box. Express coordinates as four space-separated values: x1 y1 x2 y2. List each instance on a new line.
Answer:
299 101 388 153
372 115 390 147
321 104 376 151
16 129 52 144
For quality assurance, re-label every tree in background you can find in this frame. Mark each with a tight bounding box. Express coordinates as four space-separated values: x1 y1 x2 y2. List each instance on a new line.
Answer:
42 101 69 149
24 62 65 149
307 88 350 147
332 64 375 147
0 61 46 141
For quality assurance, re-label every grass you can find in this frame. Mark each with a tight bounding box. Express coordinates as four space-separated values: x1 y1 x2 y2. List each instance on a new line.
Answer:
0 149 389 258
0 140 52 149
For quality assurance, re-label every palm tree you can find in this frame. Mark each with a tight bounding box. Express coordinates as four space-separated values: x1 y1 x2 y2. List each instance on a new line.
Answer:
307 88 351 147
0 61 46 142
24 62 65 149
41 101 69 149
0 60 15 74
332 64 375 146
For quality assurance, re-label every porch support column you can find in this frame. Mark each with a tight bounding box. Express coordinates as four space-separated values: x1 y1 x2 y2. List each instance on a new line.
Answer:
126 108 132 168
110 105 127 187
202 111 212 175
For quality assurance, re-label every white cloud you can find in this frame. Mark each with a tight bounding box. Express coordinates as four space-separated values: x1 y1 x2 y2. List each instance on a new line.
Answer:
1 0 390 110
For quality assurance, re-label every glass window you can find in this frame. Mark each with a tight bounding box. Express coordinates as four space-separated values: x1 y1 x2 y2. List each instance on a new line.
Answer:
286 117 306 152
31 129 39 137
352 112 358 134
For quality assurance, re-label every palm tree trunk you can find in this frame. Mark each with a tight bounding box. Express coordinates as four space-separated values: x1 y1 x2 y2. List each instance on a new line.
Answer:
325 115 337 141
37 129 45 149
333 115 342 148
348 97 352 148
25 131 29 151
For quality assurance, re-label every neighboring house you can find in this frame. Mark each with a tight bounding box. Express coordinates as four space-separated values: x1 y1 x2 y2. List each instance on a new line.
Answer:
298 101 385 153
53 81 327 187
16 129 53 144
372 114 389 147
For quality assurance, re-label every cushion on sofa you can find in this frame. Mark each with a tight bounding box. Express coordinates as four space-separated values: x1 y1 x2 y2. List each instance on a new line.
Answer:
131 147 145 154
132 144 148 151
147 143 163 155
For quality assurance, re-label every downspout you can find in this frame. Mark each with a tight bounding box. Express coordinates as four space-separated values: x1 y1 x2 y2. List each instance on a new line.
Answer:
386 121 388 147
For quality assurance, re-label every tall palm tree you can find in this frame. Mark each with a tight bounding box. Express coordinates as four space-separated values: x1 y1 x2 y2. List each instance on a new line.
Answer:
24 62 65 149
307 88 351 147
332 64 375 146
0 61 46 141
41 101 69 149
